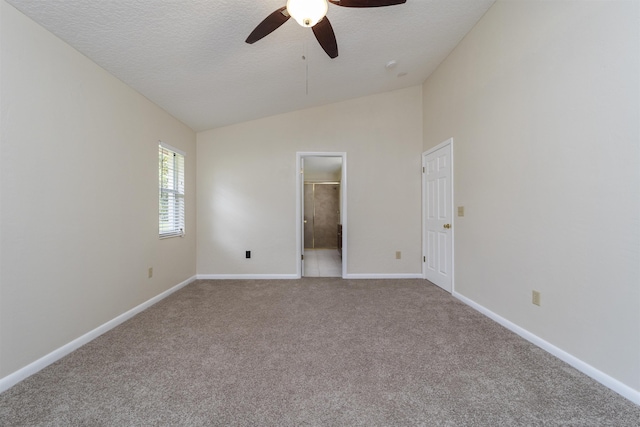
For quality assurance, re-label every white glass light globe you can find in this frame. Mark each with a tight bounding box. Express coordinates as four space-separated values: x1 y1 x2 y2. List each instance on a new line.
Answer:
286 0 329 28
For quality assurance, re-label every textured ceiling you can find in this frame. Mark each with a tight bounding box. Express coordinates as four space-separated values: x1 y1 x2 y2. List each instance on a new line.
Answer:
5 0 495 132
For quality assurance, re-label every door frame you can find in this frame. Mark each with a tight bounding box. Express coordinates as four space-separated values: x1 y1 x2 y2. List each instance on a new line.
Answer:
422 138 454 292
296 152 347 278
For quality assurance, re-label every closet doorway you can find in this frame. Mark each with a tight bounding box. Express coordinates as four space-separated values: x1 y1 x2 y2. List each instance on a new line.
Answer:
296 153 347 278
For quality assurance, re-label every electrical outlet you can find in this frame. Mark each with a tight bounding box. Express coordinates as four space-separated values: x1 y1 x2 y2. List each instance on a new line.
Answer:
532 290 541 306
246 251 251 259
396 251 401 259
148 267 153 278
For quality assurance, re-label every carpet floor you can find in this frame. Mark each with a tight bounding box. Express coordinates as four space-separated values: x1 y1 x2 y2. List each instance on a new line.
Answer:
0 278 638 426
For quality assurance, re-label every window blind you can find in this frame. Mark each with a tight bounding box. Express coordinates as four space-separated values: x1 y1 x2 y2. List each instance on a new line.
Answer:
159 142 185 238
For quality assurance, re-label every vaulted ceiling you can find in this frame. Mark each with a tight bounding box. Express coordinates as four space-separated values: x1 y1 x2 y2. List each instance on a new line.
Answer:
6 0 495 131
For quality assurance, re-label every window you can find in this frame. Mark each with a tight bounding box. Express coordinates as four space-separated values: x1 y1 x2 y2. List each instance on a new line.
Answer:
159 142 185 238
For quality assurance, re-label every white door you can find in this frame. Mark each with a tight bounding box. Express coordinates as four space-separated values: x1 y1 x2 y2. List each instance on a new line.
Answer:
300 157 305 276
423 140 453 292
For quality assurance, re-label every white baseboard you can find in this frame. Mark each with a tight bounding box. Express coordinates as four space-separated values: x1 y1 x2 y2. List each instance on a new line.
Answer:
0 275 197 394
197 274 298 280
197 273 423 280
344 273 423 279
453 291 640 406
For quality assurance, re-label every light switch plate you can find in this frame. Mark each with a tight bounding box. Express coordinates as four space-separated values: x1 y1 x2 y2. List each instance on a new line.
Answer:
532 290 541 306
457 206 465 217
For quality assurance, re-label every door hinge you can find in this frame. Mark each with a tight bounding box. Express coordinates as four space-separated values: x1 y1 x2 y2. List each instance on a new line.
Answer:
301 254 304 260
423 256 426 262
422 166 425 173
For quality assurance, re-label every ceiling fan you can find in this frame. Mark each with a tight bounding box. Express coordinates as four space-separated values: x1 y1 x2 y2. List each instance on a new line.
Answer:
245 0 407 59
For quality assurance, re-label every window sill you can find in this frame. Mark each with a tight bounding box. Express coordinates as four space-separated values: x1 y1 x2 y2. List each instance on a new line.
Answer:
159 233 185 240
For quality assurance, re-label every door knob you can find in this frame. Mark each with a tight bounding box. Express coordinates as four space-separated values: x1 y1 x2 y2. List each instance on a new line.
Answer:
443 224 451 229
304 220 308 224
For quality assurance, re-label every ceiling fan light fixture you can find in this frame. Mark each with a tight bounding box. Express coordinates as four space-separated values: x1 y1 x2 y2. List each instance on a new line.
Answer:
286 0 329 27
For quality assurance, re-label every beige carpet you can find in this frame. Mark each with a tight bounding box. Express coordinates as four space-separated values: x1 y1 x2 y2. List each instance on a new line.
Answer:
1 278 638 426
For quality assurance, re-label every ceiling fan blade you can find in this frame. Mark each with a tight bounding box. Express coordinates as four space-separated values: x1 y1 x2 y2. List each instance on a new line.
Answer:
245 7 290 44
312 17 339 58
329 0 406 7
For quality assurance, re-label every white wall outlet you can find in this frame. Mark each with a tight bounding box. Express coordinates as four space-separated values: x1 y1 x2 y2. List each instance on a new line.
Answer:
148 267 153 278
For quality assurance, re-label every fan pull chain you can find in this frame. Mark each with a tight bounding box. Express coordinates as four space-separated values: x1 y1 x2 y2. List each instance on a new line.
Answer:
302 43 308 96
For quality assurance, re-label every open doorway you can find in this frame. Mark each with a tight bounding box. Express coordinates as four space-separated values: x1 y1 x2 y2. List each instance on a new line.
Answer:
304 181 341 276
296 153 347 278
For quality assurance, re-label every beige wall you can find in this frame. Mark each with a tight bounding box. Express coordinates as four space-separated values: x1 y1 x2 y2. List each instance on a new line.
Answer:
0 2 197 377
197 86 423 276
422 0 639 391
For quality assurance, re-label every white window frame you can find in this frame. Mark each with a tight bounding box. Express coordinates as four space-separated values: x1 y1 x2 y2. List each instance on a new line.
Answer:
159 142 186 239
